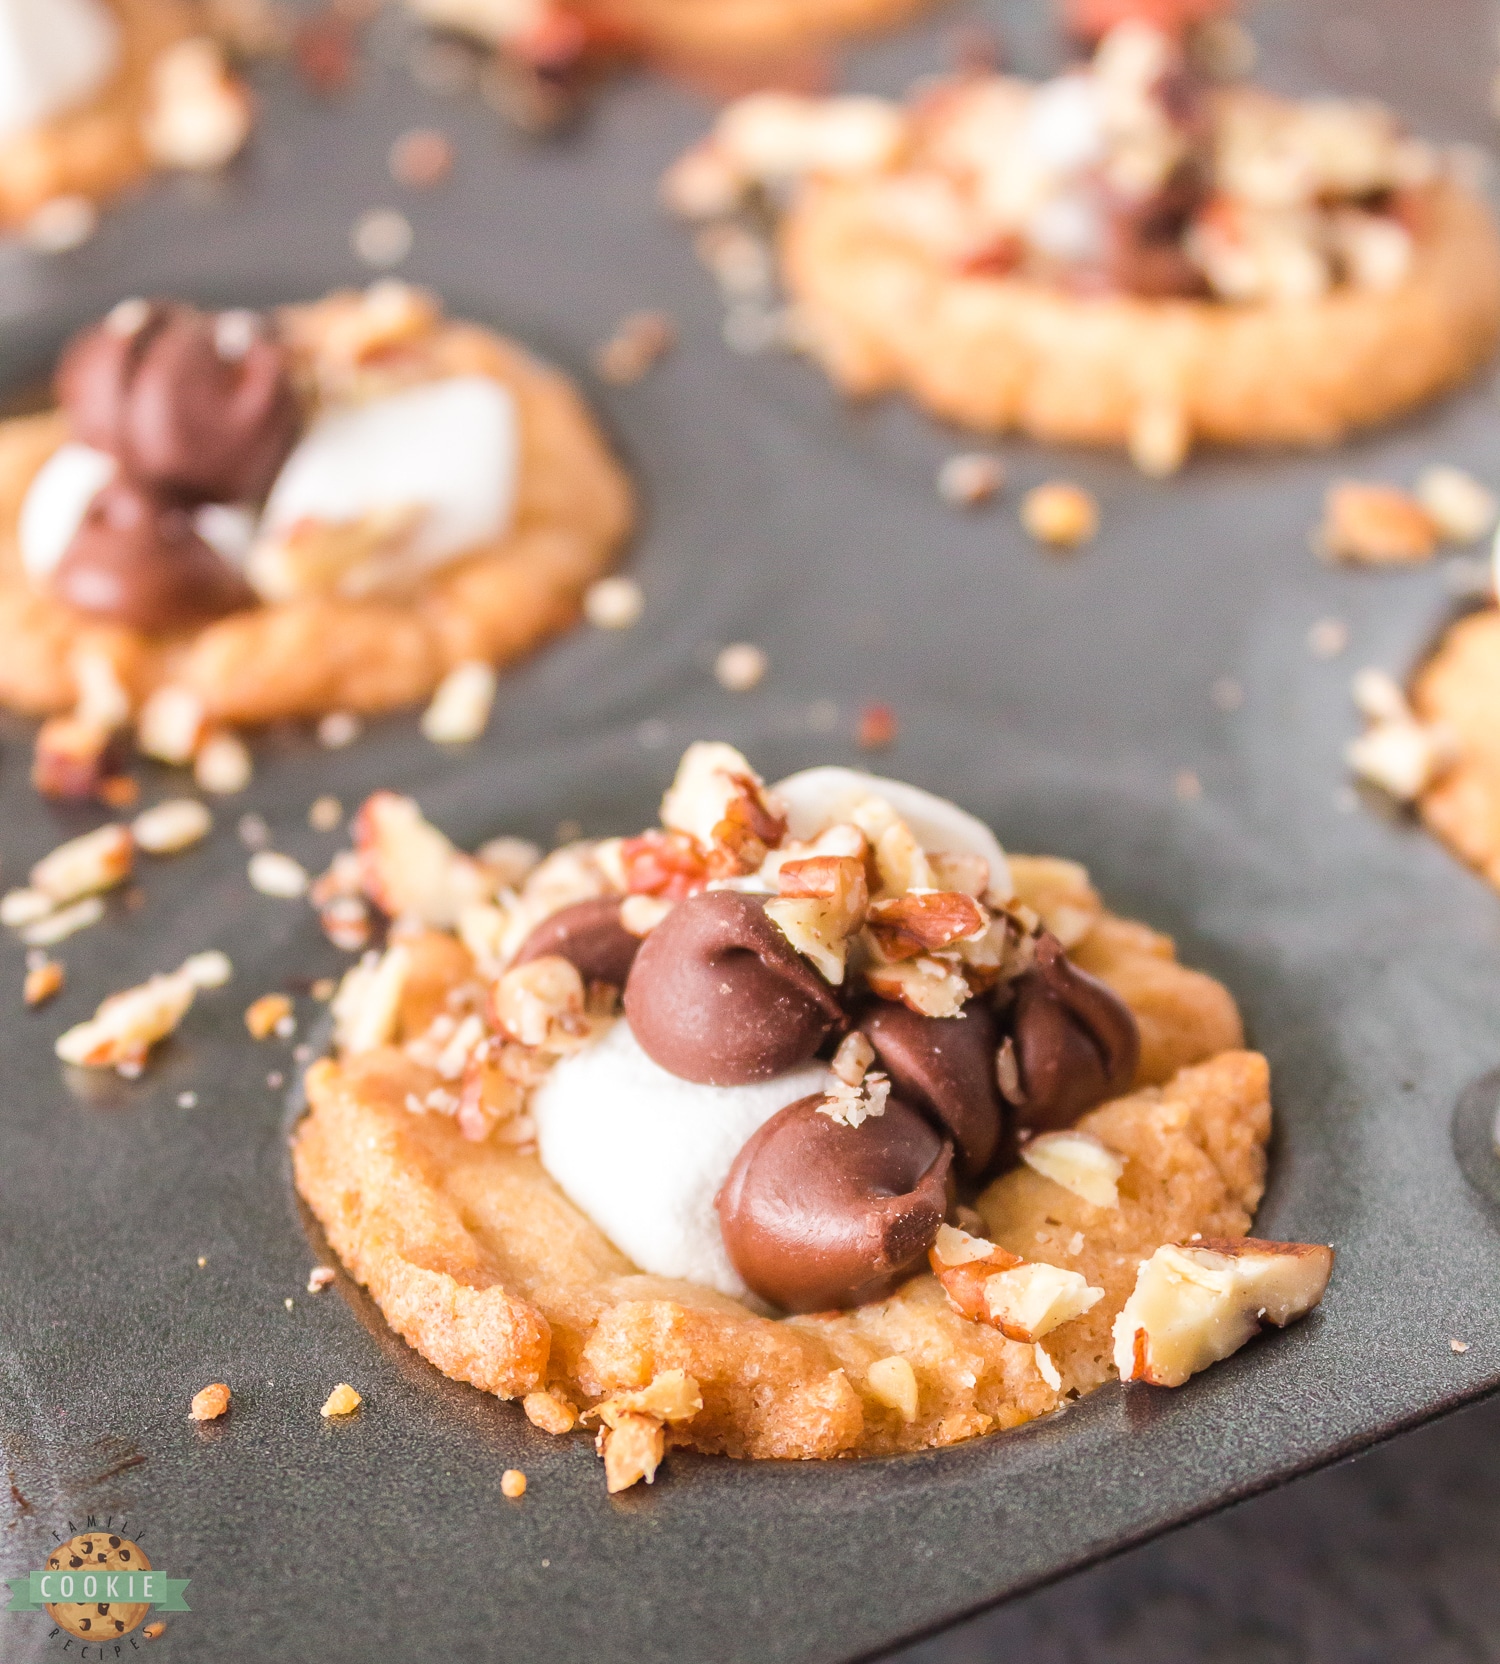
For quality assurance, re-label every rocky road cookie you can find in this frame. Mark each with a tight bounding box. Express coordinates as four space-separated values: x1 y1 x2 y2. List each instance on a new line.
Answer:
292 743 1332 1490
0 282 632 795
663 8 1500 472
0 0 253 233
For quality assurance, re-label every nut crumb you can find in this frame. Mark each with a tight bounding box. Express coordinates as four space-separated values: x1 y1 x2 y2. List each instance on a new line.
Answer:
317 711 362 749
937 453 1004 507
389 126 453 187
1316 481 1437 565
421 660 496 745
196 1255 206 1267
133 798 213 854
248 851 310 898
307 1265 336 1293
309 795 343 832
245 992 294 1039
195 731 253 795
23 960 64 1006
321 1383 361 1417
501 1468 527 1498
1416 465 1496 544
311 977 337 1001
178 1091 199 1109
284 1297 294 1310
594 311 676 385
1451 1338 1470 1353
190 1382 231 1421
1021 482 1098 548
1308 618 1349 659
523 1389 578 1434
714 642 767 691
351 207 413 269
856 703 897 750
583 575 644 630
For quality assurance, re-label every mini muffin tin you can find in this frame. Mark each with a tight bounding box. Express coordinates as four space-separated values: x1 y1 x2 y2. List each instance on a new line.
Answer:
3 1 1500 1660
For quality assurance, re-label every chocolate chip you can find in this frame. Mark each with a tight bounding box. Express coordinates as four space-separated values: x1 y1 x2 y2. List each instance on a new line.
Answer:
717 1092 953 1312
108 1536 120 1548
859 998 1004 1178
57 300 300 503
513 897 640 990
119 1550 130 1561
1005 932 1139 1132
623 891 843 1086
53 477 258 633
97 1603 109 1615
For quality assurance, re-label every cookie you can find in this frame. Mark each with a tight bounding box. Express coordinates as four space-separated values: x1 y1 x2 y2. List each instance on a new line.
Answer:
291 747 1305 1479
0 0 251 230
44 1531 151 1642
669 25 1500 466
0 283 633 729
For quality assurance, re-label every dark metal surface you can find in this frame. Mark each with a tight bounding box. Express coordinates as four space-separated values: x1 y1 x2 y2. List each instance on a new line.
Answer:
4 1 1500 1660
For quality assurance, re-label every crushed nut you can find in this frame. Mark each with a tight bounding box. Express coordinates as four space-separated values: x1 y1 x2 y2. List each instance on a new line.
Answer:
23 960 65 1007
32 716 115 801
317 711 362 749
332 945 411 1055
1021 482 1098 548
189 1382 231 1421
980 1262 1104 1342
937 452 1004 507
818 1069 890 1127
500 1468 527 1498
492 955 586 1048
389 126 454 187
830 1030 875 1087
583 575 644 630
931 1223 1000 1268
143 37 252 171
309 795 343 832
1317 481 1437 565
865 1355 919 1422
1128 403 1190 478
56 964 200 1072
133 798 213 855
865 955 970 1018
195 731 253 795
658 741 784 874
583 1370 702 1492
181 949 233 989
248 850 310 898
421 660 497 745
1034 1344 1062 1392
32 824 134 904
1451 1338 1470 1354
714 642 768 691
619 893 672 936
1415 464 1497 544
594 311 676 385
523 1390 579 1435
21 896 105 947
320 1382 362 1417
354 791 488 926
138 685 207 764
1022 1130 1125 1208
856 703 898 750
245 992 294 1039
597 1413 664 1494
866 891 987 960
766 853 869 983
307 1265 336 1293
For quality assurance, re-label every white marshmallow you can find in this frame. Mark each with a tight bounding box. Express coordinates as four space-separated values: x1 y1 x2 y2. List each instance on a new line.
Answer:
1022 74 1106 175
0 0 120 142
532 1020 828 1298
18 442 115 582
258 375 518 578
770 766 1013 902
193 502 257 566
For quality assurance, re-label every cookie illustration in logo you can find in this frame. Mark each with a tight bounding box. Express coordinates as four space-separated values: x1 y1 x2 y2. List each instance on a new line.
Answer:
44 1532 151 1640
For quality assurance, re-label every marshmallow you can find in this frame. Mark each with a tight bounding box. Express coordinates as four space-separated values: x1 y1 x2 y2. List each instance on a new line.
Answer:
0 0 121 142
257 375 518 581
18 442 115 582
532 1020 828 1297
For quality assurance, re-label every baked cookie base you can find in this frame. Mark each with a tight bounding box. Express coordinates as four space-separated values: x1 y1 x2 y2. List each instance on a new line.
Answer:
0 0 193 227
1414 608 1500 889
0 308 633 725
781 180 1500 452
292 858 1259 1461
583 0 935 61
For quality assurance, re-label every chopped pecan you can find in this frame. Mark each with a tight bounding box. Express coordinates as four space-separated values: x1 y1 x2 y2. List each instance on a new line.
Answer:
866 891 987 960
619 830 711 900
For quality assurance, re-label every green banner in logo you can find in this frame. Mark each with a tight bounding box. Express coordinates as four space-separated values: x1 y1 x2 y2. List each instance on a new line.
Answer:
5 1570 191 1612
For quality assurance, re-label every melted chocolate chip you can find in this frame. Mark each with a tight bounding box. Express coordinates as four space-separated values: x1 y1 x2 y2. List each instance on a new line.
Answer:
859 999 1003 1178
717 1092 953 1312
57 301 299 503
1005 932 1139 1132
513 897 640 989
53 477 258 633
623 890 843 1086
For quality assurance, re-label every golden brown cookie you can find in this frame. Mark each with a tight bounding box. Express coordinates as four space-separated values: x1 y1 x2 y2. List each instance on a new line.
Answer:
292 857 1262 1462
1413 608 1500 890
0 285 633 726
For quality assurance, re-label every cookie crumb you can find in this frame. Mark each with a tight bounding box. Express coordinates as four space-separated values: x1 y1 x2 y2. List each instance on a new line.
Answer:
311 977 337 1001
284 1297 294 1311
389 126 453 187
1021 482 1098 549
594 311 676 385
321 1382 362 1417
1451 1338 1470 1353
857 703 898 750
584 575 644 630
249 851 310 899
143 1618 166 1640
1174 769 1202 801
195 732 253 795
1308 618 1349 659
501 1468 527 1498
178 1091 199 1109
523 1389 579 1434
317 711 362 749
307 1266 336 1293
421 660 496 745
714 643 767 691
23 960 64 1007
937 452 1004 508
197 1255 207 1267
1316 481 1437 565
309 795 343 832
23 194 98 253
351 207 413 269
246 992 294 1039
237 811 270 848
190 1382 231 1421
182 949 233 989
